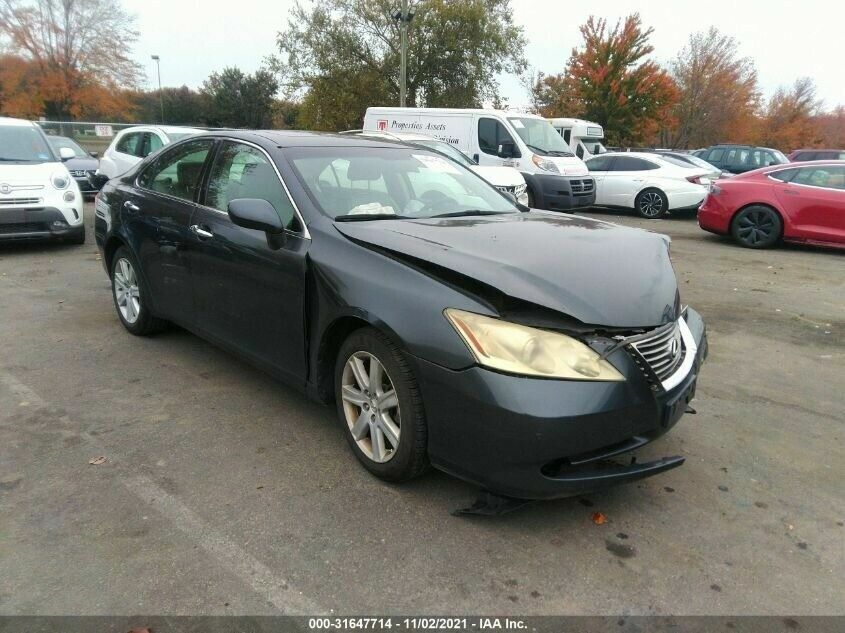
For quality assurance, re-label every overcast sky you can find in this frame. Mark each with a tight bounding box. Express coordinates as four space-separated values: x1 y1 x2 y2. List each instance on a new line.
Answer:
125 0 845 110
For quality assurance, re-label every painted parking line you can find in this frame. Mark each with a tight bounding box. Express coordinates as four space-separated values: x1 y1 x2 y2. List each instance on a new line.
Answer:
0 369 323 615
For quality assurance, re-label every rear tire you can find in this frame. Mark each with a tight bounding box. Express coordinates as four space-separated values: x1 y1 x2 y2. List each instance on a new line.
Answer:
731 205 782 249
110 246 167 336
334 327 429 482
635 188 668 219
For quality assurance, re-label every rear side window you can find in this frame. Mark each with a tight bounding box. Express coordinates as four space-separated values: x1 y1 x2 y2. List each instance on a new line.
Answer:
116 132 142 156
769 168 799 182
138 139 214 201
611 157 659 171
206 142 297 229
478 118 515 156
795 152 816 161
792 166 845 190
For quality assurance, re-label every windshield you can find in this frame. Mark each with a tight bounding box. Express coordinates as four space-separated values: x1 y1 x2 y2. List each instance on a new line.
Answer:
507 117 573 156
0 124 55 163
48 136 88 158
288 147 518 220
411 139 475 166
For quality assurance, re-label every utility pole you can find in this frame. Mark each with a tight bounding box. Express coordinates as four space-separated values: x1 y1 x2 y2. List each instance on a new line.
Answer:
393 1 416 107
151 55 164 123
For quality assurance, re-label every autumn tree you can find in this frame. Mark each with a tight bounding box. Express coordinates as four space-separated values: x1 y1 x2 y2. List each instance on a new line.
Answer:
668 27 759 148
269 0 526 130
0 0 142 119
536 14 677 146
815 105 845 149
529 70 582 119
755 77 822 151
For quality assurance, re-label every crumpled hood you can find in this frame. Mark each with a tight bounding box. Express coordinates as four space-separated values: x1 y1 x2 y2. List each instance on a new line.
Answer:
335 212 679 328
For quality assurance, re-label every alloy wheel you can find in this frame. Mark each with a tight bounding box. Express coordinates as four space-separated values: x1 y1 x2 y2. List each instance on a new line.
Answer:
341 351 401 463
113 257 141 324
639 192 664 217
736 209 777 246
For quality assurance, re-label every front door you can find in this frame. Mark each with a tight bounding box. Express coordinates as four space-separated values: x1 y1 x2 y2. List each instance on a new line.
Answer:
475 117 518 167
189 141 309 381
774 165 845 243
129 138 215 322
584 155 615 205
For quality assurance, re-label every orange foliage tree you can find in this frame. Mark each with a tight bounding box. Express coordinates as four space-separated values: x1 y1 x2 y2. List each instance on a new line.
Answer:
668 27 760 148
533 14 678 147
755 78 822 152
0 0 142 120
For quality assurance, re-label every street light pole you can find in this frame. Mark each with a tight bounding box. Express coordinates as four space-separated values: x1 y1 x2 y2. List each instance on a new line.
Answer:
151 55 164 123
399 0 408 107
393 1 415 107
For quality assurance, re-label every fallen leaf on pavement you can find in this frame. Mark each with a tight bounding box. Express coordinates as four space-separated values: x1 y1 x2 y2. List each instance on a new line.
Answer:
127 628 152 633
88 456 107 465
591 512 607 525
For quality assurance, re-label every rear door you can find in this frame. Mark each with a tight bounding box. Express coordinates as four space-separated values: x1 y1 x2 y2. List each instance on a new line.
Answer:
773 166 845 243
128 138 216 323
603 156 658 207
189 140 309 381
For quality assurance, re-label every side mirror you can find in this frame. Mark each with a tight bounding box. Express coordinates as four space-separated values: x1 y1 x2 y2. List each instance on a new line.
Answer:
89 151 99 158
59 147 75 161
497 142 515 159
228 198 286 248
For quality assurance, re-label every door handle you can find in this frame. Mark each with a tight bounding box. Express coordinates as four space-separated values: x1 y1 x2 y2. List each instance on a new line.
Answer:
124 200 140 213
190 224 214 239
783 189 799 196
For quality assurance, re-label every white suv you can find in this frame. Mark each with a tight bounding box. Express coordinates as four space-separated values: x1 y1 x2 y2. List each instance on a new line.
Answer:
97 125 202 179
0 117 85 244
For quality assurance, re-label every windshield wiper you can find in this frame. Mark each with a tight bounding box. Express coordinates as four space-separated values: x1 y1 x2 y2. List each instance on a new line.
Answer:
0 157 32 162
429 210 510 219
334 213 407 222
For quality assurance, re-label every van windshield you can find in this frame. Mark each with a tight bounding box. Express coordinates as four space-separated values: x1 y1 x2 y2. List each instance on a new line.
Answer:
507 117 574 157
288 146 518 220
0 125 55 163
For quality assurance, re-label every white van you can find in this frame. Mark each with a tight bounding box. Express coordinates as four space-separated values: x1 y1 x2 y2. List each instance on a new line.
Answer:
364 107 596 211
548 118 608 160
0 117 85 244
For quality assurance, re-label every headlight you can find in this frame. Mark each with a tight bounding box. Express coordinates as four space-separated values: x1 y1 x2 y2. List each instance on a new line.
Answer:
445 309 625 381
51 171 70 189
531 154 560 174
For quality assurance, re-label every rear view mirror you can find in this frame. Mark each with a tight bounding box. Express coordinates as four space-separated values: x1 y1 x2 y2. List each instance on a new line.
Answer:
59 147 75 161
228 198 287 249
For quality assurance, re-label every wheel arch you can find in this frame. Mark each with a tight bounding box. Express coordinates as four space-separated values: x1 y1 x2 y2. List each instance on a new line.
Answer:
103 235 128 274
730 202 785 240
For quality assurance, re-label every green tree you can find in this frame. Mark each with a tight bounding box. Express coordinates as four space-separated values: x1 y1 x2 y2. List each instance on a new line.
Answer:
536 14 678 146
201 67 279 128
128 86 209 126
269 0 526 130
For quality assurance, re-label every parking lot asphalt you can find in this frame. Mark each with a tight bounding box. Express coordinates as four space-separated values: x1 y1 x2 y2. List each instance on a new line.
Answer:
1 203 842 616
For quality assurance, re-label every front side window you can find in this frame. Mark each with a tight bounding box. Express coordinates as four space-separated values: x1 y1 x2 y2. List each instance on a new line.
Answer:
289 147 518 219
478 118 517 157
585 155 613 171
206 142 297 229
116 132 142 156
707 149 725 162
792 166 845 190
0 124 55 163
138 139 214 202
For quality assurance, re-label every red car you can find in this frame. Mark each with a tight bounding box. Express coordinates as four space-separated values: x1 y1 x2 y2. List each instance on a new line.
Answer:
698 161 845 249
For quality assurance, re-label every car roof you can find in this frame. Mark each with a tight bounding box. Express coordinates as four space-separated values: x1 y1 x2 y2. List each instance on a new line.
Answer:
708 144 780 152
594 151 666 160
117 125 203 135
0 116 39 127
205 129 419 150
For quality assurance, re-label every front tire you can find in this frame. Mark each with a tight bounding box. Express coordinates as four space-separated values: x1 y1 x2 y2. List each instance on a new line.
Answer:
731 205 782 249
334 328 429 482
635 188 668 219
110 246 167 336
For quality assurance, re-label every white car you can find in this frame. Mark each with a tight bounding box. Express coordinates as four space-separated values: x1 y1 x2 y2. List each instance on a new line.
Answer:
352 130 529 206
0 117 85 244
97 125 202 179
584 152 709 218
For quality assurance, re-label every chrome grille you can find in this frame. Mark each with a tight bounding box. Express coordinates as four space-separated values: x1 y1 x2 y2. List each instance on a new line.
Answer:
628 321 685 383
570 178 595 195
0 197 42 206
69 170 89 177
496 183 527 197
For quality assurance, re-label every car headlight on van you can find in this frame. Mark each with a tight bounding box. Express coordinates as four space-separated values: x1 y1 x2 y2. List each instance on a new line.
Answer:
445 309 624 381
531 154 560 174
51 172 70 189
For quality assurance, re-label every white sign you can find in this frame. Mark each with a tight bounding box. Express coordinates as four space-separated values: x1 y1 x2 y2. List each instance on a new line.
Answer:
94 125 114 137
